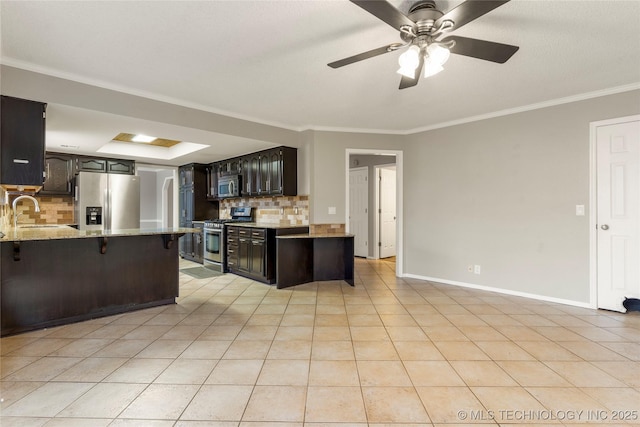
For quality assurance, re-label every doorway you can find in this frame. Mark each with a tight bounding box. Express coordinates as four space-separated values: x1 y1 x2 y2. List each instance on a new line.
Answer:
346 149 403 276
590 115 640 312
137 164 178 229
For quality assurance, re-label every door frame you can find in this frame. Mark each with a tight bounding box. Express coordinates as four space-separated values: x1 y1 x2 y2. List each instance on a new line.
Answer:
162 176 174 228
374 163 397 260
345 149 403 276
589 114 640 309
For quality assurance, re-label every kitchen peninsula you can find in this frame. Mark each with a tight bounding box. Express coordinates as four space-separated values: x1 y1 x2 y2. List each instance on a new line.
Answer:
276 232 355 289
0 225 196 336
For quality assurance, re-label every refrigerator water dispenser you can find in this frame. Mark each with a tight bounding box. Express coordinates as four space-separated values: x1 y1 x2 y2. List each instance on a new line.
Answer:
86 206 102 225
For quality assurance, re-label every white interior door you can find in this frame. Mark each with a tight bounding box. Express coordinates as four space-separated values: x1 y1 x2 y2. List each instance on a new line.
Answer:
379 167 396 258
349 167 368 257
597 118 640 312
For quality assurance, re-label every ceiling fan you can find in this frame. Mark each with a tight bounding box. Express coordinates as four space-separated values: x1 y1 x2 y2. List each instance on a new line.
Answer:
328 0 519 89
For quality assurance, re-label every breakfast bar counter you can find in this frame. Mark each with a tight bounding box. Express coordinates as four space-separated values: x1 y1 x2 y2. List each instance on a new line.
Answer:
275 233 354 289
0 226 197 336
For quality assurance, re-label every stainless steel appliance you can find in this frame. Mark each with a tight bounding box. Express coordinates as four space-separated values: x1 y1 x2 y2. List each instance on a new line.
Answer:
217 174 240 198
203 206 253 272
74 171 140 231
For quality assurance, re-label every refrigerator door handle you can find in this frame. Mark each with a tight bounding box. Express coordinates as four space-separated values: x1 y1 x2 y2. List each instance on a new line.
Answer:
104 188 111 231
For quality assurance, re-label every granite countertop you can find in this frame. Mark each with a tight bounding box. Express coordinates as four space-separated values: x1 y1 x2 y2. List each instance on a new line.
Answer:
224 222 310 230
0 226 200 243
277 233 354 239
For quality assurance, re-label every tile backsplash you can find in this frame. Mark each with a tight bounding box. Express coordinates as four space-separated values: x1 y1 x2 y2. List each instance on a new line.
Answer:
310 223 346 234
220 195 309 226
0 194 74 227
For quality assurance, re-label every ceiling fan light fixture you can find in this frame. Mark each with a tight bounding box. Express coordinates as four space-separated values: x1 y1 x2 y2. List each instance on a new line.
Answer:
426 43 450 65
397 45 420 78
423 56 444 77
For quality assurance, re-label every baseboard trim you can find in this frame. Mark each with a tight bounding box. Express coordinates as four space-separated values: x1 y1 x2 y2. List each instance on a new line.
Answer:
402 273 594 309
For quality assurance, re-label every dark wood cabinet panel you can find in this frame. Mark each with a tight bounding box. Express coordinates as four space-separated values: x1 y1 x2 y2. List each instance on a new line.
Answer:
268 149 283 194
179 165 193 187
179 186 194 223
76 157 107 173
240 157 251 196
251 239 265 276
217 158 241 176
206 164 217 199
249 155 259 196
191 222 204 263
259 154 270 195
275 146 297 196
179 220 194 259
41 152 73 195
106 159 135 175
238 232 251 272
227 227 239 270
0 95 46 188
178 163 218 261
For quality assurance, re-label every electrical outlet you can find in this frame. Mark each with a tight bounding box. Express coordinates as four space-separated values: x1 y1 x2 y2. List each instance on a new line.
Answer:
467 265 473 272
294 206 299 215
474 265 481 275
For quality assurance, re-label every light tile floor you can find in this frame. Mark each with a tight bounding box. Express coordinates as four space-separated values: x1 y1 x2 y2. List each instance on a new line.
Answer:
1 257 639 426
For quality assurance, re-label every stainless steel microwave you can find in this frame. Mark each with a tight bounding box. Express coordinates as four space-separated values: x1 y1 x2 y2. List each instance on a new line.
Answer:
218 174 240 198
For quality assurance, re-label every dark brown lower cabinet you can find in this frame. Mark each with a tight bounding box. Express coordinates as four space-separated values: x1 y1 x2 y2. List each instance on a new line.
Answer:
226 225 308 284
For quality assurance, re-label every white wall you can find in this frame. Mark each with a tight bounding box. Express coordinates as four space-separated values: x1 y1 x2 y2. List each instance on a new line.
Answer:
138 169 159 228
309 131 404 224
402 90 640 304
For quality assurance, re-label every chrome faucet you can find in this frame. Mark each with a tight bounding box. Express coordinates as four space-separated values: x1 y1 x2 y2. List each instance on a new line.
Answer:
12 195 41 228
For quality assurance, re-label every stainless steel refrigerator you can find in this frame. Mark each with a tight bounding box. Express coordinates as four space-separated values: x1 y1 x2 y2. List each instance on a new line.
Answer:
74 172 140 231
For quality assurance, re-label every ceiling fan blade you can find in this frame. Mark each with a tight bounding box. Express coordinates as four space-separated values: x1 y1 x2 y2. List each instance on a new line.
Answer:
436 0 510 31
328 44 396 68
399 54 424 90
350 0 415 31
442 35 519 63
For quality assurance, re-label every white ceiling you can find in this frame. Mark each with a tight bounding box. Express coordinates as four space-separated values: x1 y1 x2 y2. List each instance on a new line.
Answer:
1 0 639 165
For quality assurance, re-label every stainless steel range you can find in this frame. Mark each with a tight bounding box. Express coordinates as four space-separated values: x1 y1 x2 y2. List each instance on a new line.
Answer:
203 207 254 272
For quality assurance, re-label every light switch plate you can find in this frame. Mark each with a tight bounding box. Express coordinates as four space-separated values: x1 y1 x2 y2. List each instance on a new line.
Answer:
576 205 585 216
328 207 336 215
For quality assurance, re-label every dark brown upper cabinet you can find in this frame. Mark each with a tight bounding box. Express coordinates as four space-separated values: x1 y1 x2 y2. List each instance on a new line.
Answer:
0 95 47 190
41 152 73 195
